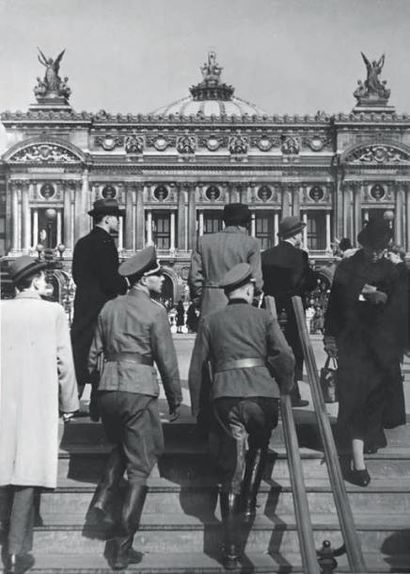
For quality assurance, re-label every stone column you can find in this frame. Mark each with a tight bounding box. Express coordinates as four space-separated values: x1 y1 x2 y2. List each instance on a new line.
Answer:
170 211 176 250
177 185 186 250
146 210 153 245
335 176 344 240
11 182 20 252
74 172 89 243
281 185 290 219
125 183 134 251
199 211 204 236
136 184 145 250
21 182 31 252
187 184 196 250
33 209 38 248
292 185 301 218
343 184 350 239
326 212 331 252
57 210 62 246
274 212 279 245
353 183 362 244
63 182 72 249
251 213 256 237
302 212 308 247
394 184 404 246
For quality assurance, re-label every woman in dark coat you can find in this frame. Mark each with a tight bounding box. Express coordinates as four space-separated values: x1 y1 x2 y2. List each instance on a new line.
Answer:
324 220 407 487
176 300 185 333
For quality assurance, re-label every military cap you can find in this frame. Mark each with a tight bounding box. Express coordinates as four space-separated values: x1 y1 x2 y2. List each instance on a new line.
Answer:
278 216 306 239
219 263 255 293
357 219 393 250
223 203 251 226
119 245 162 280
88 198 125 217
8 255 47 284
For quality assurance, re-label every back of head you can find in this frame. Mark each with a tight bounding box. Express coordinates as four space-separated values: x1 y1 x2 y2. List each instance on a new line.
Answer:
223 203 251 227
357 219 393 251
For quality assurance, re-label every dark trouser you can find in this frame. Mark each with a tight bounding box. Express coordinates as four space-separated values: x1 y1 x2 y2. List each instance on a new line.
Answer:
0 486 35 555
213 397 279 494
284 318 304 401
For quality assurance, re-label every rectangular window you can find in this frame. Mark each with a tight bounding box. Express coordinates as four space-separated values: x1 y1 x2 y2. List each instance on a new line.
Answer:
203 210 223 234
307 211 326 250
255 211 275 250
152 212 170 249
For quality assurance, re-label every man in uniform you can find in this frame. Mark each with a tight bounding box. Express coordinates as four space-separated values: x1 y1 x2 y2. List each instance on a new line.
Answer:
71 198 127 417
1 256 79 574
87 246 182 570
188 263 294 570
188 202 263 317
262 216 317 408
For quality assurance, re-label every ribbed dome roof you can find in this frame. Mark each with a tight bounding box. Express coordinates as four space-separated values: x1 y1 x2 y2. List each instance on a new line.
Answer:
153 95 267 118
151 52 268 118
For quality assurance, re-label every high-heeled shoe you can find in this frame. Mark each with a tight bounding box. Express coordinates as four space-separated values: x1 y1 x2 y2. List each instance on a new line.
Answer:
349 467 371 487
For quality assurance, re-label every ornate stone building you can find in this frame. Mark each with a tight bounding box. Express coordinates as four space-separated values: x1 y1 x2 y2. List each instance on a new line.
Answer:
1 50 410 302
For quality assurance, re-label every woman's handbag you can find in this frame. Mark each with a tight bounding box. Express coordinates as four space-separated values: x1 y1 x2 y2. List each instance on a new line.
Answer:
320 356 338 403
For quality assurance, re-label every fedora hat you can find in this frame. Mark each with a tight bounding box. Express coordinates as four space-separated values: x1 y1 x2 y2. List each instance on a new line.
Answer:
219 263 255 293
223 203 251 226
119 246 162 281
8 255 47 284
278 216 306 239
88 198 125 217
357 219 393 250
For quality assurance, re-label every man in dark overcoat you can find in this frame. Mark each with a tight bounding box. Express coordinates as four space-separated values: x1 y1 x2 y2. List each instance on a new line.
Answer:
324 220 407 487
188 263 294 570
87 246 182 570
71 198 127 414
261 216 317 407
188 203 263 317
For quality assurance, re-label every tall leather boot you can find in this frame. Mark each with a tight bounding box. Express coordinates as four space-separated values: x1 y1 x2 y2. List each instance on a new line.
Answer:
241 447 267 523
220 492 241 570
88 447 125 523
113 484 147 570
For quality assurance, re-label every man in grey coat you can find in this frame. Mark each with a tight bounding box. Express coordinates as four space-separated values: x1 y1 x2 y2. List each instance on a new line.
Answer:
188 263 294 570
88 246 182 570
188 203 263 317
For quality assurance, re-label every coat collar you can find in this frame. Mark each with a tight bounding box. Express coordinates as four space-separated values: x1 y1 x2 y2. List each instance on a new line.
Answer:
227 298 249 305
15 290 42 300
222 226 247 235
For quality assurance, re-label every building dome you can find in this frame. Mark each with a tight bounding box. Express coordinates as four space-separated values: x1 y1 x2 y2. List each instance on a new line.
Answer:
152 52 268 118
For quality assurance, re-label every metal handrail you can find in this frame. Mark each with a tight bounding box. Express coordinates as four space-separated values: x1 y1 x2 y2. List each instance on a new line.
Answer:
265 297 320 574
292 295 367 573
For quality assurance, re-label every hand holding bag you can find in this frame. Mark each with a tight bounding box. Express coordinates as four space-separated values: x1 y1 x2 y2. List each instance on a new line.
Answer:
320 356 338 403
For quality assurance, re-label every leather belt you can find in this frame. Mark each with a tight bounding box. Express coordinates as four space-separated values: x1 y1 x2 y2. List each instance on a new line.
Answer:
215 358 265 373
106 352 153 366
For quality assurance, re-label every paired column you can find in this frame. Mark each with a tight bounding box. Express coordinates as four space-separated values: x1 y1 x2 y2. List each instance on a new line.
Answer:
394 184 404 246
136 184 145 250
281 186 290 219
11 182 20 252
187 184 196 250
353 183 362 244
125 183 134 251
177 185 186 250
21 182 31 252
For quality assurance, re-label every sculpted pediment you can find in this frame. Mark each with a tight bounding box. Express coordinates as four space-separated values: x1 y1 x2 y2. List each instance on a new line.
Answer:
344 143 410 165
7 142 82 164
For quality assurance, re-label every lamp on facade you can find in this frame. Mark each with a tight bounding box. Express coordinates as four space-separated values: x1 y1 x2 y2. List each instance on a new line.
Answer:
57 244 66 260
36 243 44 260
45 208 57 249
383 210 395 230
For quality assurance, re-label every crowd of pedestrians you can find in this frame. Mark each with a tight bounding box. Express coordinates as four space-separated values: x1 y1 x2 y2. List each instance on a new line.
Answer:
0 199 408 572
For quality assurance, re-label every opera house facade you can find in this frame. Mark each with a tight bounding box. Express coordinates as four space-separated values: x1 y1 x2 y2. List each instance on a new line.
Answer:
1 50 410 301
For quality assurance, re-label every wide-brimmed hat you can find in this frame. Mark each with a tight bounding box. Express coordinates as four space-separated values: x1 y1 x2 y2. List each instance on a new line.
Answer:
219 263 255 293
119 246 162 281
88 198 125 217
278 216 306 239
223 203 251 226
357 219 393 250
8 255 47 284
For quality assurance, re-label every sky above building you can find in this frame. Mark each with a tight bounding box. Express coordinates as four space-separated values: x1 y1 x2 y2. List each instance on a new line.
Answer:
0 0 409 151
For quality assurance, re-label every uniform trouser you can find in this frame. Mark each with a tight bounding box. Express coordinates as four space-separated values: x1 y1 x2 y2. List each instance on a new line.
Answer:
99 392 164 485
212 397 279 494
284 319 304 401
1 486 35 555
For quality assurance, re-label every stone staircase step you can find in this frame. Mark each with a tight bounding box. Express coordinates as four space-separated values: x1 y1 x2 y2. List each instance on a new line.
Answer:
1 551 409 573
27 513 410 555
36 480 410 518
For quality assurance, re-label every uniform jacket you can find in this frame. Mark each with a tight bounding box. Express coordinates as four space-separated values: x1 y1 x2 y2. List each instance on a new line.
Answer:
71 226 127 382
188 300 295 416
188 227 263 316
88 287 182 409
0 292 79 489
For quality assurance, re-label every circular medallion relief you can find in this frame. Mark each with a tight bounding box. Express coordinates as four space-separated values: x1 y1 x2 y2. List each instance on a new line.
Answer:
257 138 273 152
102 136 117 151
154 137 168 151
206 137 221 151
309 136 324 151
370 184 385 200
309 186 324 201
153 185 169 201
257 185 273 201
102 185 117 199
205 186 220 201
40 183 55 199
